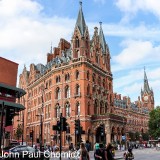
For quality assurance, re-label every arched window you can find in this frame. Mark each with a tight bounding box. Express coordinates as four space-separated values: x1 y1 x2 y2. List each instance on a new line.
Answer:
87 84 90 95
88 102 90 115
109 83 112 90
100 101 104 114
98 76 101 86
56 75 61 83
75 70 80 79
65 85 70 98
76 102 80 116
65 102 70 117
65 73 70 81
75 37 80 48
87 71 90 80
56 87 61 100
105 102 108 113
92 73 96 83
94 100 98 114
103 79 105 88
76 84 80 96
55 104 60 118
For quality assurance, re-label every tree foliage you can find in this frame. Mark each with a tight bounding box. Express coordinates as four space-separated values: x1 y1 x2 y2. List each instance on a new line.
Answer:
148 106 160 139
15 124 23 140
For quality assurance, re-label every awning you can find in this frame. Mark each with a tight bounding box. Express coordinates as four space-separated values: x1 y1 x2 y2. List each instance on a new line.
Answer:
0 83 26 98
0 100 25 111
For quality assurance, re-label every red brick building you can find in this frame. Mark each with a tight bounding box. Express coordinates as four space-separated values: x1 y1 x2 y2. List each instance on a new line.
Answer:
13 2 154 148
0 57 25 149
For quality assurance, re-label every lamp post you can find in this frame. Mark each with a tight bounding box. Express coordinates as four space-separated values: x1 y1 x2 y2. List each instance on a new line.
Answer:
72 110 77 147
17 111 24 145
36 84 46 151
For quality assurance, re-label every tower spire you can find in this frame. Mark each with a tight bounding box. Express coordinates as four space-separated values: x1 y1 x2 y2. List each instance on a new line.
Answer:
99 22 107 54
144 67 150 93
75 1 86 36
50 42 52 54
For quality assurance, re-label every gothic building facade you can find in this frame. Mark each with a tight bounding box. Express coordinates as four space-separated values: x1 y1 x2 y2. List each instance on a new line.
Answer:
113 69 154 138
13 2 154 147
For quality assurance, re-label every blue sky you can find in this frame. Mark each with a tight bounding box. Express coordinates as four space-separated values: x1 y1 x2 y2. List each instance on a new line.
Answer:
0 0 160 106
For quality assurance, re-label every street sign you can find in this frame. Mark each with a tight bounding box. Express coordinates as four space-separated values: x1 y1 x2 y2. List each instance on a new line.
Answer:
122 136 126 140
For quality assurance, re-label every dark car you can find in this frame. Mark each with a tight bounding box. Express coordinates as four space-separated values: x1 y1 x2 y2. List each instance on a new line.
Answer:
2 145 50 160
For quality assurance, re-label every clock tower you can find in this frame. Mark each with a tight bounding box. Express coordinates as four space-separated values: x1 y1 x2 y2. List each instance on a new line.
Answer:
141 68 154 111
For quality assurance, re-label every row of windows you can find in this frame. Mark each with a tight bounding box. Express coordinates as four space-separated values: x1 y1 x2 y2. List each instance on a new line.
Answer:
55 85 80 99
28 80 52 98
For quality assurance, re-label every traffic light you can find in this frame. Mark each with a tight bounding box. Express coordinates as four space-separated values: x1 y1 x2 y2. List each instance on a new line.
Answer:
75 119 80 134
57 121 61 131
5 108 15 126
30 130 33 139
61 117 67 131
100 126 104 136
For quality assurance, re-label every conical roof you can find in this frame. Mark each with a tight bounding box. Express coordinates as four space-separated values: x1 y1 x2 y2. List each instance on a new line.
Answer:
75 1 86 36
99 22 106 54
143 68 151 94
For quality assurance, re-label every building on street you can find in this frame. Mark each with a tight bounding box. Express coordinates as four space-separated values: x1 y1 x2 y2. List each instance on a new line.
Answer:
13 2 154 148
0 57 26 149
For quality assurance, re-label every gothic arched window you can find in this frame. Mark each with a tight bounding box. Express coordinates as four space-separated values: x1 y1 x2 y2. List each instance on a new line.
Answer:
65 102 70 117
94 100 98 114
76 102 80 116
76 37 80 48
56 87 61 100
55 104 60 118
65 73 70 81
76 84 80 96
75 70 80 79
65 85 70 98
87 84 90 95
87 71 90 80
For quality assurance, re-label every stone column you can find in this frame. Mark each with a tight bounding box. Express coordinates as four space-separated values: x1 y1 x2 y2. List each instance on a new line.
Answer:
106 132 111 144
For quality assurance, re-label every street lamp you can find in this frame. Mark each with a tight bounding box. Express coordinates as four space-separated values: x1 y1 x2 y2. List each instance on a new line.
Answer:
72 110 77 147
36 113 44 151
17 111 24 145
36 84 46 151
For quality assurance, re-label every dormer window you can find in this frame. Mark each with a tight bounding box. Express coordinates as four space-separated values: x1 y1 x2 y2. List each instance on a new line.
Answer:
75 70 80 80
75 37 79 48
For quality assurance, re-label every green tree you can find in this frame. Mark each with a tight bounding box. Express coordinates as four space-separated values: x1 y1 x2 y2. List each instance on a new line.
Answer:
142 132 149 141
135 132 140 141
15 124 23 140
148 106 160 139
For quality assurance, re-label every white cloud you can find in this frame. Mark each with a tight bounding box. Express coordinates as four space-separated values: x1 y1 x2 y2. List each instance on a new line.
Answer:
115 0 160 19
94 0 106 4
113 68 160 106
0 0 75 70
112 40 160 70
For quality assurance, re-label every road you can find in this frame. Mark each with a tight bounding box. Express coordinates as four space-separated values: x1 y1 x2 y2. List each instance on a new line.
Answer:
50 148 160 160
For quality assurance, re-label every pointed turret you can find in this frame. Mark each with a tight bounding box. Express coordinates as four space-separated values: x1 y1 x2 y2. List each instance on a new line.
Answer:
99 22 107 54
75 1 86 36
143 68 151 94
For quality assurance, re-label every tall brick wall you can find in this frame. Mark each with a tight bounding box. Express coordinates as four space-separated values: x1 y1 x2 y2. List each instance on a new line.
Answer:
0 57 18 86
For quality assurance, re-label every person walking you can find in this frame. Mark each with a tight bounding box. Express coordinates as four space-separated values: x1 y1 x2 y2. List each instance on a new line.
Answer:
94 143 107 160
85 140 91 152
79 143 90 160
106 143 115 160
124 148 134 160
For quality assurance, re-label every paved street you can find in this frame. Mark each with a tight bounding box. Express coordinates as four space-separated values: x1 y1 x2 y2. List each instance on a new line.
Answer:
115 148 160 160
50 148 160 160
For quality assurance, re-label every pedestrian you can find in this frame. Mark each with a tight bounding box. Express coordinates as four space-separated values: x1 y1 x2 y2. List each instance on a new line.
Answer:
69 143 74 151
85 140 91 152
94 142 99 151
79 143 90 160
106 143 115 160
124 148 134 160
94 143 107 160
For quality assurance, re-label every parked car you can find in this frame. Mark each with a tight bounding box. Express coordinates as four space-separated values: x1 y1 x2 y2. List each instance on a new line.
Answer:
2 145 50 160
